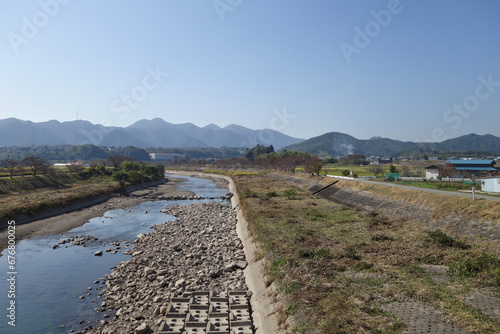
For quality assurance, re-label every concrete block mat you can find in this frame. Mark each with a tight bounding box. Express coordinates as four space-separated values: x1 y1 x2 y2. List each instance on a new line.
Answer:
464 289 500 322
381 301 468 334
159 291 255 334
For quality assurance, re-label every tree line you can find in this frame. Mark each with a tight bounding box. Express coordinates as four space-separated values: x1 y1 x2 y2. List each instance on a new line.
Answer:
0 156 165 184
203 145 324 175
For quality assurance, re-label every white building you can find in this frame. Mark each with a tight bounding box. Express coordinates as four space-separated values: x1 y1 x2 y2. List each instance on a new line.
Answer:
425 165 441 180
149 153 184 161
481 178 500 193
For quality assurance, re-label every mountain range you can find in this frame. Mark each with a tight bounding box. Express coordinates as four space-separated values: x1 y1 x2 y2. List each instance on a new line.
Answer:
0 118 304 150
281 132 500 156
1 118 499 156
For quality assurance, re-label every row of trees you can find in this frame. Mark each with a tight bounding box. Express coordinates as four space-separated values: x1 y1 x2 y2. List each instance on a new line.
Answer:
111 161 165 185
0 144 151 162
0 156 165 182
208 147 324 175
1 157 52 177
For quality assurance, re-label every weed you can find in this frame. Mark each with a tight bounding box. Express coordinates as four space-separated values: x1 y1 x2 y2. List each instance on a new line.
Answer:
267 258 287 286
428 229 469 249
354 261 374 271
449 252 500 277
367 211 390 228
372 234 394 242
285 300 299 315
265 191 279 199
243 188 258 198
283 281 301 294
298 247 331 260
344 246 361 260
283 188 298 199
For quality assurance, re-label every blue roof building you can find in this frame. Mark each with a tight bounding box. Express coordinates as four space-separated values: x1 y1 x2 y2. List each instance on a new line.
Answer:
443 159 499 176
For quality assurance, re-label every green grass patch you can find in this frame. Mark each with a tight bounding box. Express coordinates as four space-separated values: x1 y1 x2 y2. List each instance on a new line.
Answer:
428 229 470 249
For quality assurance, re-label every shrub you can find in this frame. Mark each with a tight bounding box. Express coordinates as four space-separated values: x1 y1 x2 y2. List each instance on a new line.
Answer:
341 170 350 177
428 229 469 249
112 171 129 182
243 188 257 198
449 252 500 277
265 191 279 199
283 188 298 200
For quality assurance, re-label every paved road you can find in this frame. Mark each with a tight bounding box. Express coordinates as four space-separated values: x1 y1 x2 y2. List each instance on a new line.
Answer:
326 175 500 202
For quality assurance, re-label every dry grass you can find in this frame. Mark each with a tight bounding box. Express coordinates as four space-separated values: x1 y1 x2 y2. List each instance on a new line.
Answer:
335 179 500 222
231 173 500 333
0 177 119 222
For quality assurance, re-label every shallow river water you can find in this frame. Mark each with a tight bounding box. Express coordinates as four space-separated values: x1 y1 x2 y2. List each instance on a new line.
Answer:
0 174 228 334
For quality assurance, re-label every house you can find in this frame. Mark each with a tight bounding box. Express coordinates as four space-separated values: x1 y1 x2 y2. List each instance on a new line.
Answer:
425 165 441 180
443 159 499 177
481 178 500 193
425 159 499 180
369 156 392 164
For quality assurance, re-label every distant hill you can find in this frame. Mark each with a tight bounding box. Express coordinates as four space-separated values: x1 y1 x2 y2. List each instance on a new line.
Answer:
435 134 500 153
0 118 304 149
281 132 500 157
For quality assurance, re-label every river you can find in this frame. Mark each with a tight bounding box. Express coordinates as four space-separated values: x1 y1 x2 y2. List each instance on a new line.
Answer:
0 174 228 334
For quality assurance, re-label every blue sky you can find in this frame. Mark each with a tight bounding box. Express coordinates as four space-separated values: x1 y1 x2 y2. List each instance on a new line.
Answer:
1 0 499 142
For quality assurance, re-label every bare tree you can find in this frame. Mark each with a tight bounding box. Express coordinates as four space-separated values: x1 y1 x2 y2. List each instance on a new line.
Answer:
107 155 133 169
284 156 303 173
21 156 49 177
439 163 455 181
67 163 84 173
368 164 383 177
304 157 322 176
1 159 19 178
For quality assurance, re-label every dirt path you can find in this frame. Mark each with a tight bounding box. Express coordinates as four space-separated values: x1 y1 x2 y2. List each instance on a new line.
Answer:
0 176 194 252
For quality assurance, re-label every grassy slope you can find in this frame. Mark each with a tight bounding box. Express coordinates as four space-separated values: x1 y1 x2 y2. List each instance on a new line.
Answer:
0 174 120 222
232 173 500 333
334 178 500 222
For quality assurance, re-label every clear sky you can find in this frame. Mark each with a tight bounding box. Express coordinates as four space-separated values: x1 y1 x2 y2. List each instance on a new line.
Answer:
1 0 499 142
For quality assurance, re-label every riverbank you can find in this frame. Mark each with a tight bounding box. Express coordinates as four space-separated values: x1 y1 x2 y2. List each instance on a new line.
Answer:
0 176 194 252
81 171 281 334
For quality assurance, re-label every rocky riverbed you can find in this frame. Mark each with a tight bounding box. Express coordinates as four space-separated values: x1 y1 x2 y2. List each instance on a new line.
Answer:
85 201 249 334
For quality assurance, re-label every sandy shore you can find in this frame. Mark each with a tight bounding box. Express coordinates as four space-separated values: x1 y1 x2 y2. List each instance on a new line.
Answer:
0 176 195 252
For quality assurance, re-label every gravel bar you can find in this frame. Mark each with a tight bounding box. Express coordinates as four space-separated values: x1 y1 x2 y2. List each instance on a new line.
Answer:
85 201 250 334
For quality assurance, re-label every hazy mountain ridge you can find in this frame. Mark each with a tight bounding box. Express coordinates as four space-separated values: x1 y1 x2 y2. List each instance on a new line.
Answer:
0 118 304 149
281 132 500 156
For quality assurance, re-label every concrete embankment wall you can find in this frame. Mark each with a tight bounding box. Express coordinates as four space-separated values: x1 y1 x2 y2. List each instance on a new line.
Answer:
1 178 167 230
225 175 282 334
